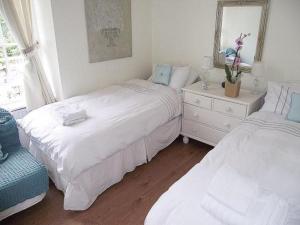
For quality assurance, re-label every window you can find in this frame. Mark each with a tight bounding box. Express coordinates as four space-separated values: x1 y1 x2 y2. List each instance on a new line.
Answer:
0 16 26 111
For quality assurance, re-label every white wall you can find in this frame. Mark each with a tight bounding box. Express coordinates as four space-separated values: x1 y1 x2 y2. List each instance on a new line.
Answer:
51 0 152 98
152 0 300 89
38 0 300 98
263 0 300 82
152 0 216 68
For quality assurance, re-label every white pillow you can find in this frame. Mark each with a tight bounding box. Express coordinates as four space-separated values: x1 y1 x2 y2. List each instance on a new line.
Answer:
260 81 300 116
169 66 190 92
185 68 199 86
148 74 153 81
148 65 198 88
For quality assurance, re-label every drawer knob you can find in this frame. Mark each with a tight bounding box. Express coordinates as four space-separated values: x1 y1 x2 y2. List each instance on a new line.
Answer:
193 112 199 118
226 107 233 113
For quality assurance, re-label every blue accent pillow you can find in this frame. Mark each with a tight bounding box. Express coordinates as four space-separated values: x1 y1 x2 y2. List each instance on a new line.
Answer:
287 93 300 123
152 64 172 86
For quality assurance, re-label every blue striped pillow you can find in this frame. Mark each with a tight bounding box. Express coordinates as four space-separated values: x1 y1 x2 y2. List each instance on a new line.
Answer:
260 82 300 116
287 93 300 123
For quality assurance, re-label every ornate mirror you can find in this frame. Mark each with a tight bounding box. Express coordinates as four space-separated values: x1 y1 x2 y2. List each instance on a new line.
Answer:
213 0 270 72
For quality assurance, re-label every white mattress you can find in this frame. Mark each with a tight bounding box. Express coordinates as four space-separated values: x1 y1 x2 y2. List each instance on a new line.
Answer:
145 112 300 225
19 116 181 210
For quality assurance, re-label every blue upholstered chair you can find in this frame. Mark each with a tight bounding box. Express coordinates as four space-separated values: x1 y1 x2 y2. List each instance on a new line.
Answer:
0 108 49 220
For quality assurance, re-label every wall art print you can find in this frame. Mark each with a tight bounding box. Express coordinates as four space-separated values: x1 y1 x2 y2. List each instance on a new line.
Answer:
85 0 132 63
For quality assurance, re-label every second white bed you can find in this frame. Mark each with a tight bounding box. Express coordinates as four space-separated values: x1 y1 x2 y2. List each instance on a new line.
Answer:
145 111 300 225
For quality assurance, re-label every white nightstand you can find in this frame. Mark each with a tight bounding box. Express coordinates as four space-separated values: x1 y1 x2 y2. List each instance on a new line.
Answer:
181 82 265 146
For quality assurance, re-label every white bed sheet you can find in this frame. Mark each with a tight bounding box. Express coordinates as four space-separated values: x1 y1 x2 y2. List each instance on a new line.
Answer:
18 79 182 182
145 112 300 225
19 116 181 210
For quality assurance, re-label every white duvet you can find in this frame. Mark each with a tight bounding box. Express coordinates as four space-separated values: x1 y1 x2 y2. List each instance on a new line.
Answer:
18 79 181 182
145 111 300 225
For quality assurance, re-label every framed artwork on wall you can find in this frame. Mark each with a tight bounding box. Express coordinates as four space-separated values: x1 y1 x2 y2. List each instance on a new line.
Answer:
84 0 132 63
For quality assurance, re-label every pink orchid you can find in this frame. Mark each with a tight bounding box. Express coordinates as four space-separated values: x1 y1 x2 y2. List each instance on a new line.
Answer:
228 33 250 82
235 37 243 46
235 45 242 51
234 57 241 66
222 33 250 83
235 33 251 51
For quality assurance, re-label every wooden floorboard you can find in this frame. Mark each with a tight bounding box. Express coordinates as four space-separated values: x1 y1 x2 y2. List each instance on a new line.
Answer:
2 138 211 225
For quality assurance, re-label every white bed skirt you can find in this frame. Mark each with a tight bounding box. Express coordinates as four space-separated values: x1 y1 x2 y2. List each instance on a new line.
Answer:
19 116 181 210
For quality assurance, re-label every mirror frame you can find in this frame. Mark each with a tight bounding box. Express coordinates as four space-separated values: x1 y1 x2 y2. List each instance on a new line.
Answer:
213 0 270 72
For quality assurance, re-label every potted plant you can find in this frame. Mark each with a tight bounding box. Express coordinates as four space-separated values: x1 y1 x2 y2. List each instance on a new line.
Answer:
224 33 250 98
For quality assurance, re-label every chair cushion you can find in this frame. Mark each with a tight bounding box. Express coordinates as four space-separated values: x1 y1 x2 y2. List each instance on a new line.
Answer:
0 147 48 211
0 108 20 151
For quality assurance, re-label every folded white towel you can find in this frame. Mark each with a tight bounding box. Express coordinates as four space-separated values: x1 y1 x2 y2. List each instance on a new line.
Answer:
202 191 288 225
164 199 223 225
201 194 244 225
62 117 87 126
201 165 289 225
54 104 87 126
207 164 259 214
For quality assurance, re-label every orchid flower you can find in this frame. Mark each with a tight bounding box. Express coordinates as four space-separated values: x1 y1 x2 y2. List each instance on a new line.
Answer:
224 33 250 84
235 33 250 50
235 37 243 46
234 57 241 66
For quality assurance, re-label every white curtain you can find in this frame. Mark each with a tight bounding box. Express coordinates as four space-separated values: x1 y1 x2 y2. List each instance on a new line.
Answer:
0 0 56 110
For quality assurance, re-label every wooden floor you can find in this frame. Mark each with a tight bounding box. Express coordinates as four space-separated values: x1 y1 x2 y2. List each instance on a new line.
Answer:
3 138 211 225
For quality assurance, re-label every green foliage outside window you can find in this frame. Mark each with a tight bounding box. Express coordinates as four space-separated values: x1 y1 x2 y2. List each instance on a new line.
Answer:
0 16 25 110
6 45 20 57
0 17 14 43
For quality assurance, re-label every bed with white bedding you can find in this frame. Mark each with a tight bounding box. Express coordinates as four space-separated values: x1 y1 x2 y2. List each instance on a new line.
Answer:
18 79 182 210
145 111 300 225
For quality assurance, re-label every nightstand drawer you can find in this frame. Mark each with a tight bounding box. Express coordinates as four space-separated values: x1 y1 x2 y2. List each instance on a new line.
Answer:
213 99 247 118
182 119 226 145
184 92 212 109
183 104 242 132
